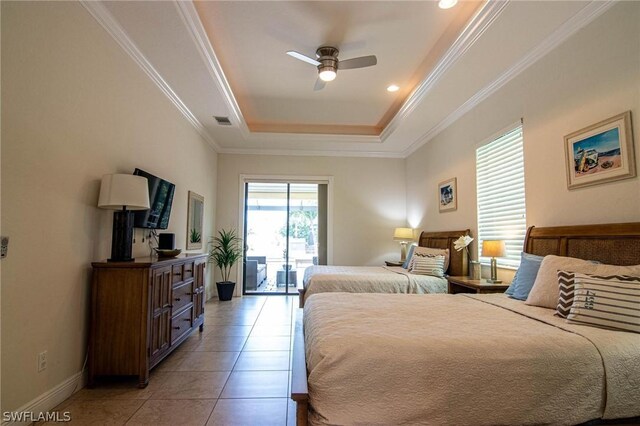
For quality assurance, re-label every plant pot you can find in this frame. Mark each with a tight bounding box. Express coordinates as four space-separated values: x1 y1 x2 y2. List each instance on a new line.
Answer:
282 264 292 271
216 281 235 301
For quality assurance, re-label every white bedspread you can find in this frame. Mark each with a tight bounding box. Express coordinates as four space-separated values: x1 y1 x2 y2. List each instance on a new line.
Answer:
304 293 640 425
302 265 447 302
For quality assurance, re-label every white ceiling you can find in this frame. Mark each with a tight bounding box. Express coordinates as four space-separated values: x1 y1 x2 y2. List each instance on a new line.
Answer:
87 0 613 157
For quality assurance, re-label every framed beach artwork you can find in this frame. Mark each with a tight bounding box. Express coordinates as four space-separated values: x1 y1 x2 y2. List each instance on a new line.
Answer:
438 178 457 212
564 111 636 190
186 191 204 250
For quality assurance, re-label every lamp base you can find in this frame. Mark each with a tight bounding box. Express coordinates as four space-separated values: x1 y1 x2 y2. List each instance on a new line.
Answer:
399 242 408 261
108 210 135 262
488 257 501 283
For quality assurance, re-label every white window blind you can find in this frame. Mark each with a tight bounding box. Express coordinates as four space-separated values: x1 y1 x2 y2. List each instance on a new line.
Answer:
476 125 526 269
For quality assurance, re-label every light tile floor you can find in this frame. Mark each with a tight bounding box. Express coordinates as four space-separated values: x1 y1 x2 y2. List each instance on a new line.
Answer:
45 295 298 425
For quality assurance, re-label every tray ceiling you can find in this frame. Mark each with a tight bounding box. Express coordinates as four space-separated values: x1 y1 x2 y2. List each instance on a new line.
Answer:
86 0 610 157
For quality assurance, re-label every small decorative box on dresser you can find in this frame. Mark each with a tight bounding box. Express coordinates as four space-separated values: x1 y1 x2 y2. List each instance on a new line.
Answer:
447 276 510 295
89 253 207 388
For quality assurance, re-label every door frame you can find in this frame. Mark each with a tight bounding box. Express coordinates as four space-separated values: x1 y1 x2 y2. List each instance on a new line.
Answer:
237 174 334 296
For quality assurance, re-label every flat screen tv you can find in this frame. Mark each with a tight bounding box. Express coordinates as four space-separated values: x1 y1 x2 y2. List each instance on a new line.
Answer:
133 168 175 229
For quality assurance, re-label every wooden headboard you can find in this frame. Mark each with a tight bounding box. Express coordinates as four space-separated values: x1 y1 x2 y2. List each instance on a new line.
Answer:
419 229 471 276
523 222 640 266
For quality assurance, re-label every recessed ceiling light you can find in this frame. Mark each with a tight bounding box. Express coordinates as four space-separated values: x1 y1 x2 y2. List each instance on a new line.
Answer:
387 85 400 92
438 0 458 9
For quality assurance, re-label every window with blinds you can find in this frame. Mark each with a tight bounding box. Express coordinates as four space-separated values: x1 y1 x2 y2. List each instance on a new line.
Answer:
476 125 526 268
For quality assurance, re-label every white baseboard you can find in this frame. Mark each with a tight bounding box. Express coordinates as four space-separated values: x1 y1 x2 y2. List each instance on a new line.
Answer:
2 371 84 426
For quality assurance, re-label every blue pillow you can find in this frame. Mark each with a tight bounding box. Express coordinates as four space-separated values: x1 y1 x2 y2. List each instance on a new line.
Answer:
402 244 417 269
508 252 545 300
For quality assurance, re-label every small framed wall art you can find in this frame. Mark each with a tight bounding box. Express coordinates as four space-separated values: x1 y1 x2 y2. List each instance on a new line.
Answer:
187 191 204 250
438 177 457 212
564 111 636 190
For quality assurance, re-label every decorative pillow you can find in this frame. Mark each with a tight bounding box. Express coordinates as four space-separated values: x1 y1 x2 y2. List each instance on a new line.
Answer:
507 252 545 300
566 273 640 333
409 247 450 273
556 271 576 318
410 254 445 278
525 255 640 309
402 244 418 269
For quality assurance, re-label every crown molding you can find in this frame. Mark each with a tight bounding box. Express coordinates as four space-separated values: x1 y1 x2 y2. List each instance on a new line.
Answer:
401 0 616 158
246 131 381 145
379 0 509 142
219 147 404 159
79 1 221 152
174 1 250 138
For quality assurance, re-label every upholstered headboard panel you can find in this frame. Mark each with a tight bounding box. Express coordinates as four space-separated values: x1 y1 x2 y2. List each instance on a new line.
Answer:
418 229 471 277
523 223 640 266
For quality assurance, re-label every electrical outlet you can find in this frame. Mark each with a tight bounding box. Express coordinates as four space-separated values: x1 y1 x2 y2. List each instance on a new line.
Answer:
38 351 47 372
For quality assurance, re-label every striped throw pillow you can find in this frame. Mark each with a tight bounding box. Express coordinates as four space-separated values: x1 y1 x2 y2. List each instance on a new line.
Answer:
556 271 576 318
566 273 640 334
410 254 445 278
408 247 450 273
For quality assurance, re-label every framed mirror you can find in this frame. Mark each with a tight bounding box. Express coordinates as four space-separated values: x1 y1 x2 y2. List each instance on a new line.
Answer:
187 191 204 250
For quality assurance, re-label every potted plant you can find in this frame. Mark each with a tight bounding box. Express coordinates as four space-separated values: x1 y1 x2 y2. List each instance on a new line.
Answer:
209 228 243 301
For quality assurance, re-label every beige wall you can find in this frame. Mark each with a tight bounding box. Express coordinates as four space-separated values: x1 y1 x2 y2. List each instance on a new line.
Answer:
406 2 640 281
215 154 407 287
1 2 217 412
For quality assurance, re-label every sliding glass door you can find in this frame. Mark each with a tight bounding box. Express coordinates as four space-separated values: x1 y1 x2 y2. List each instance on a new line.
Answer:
243 181 326 295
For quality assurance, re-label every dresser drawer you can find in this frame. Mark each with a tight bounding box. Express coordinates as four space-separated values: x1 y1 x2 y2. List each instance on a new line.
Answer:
171 307 193 345
182 262 195 280
171 264 183 284
172 280 193 314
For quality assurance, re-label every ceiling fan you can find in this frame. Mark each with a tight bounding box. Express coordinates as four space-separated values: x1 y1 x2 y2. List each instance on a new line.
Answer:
286 46 377 90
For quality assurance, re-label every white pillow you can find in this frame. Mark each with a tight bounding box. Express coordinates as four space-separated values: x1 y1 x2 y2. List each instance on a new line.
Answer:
408 247 450 272
526 255 640 309
410 254 445 278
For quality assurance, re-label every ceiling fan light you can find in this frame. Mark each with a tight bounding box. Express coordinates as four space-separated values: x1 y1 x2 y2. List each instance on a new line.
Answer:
438 0 457 9
319 69 337 82
387 84 400 92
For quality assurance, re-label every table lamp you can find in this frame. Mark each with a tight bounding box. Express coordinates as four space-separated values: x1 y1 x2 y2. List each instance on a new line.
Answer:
98 174 150 262
481 240 505 283
393 227 415 261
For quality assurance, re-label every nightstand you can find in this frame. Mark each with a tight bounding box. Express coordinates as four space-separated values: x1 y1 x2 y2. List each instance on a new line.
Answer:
385 260 404 267
447 276 510 294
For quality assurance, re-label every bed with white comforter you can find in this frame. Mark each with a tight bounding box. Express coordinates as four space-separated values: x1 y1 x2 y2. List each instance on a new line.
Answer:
302 265 447 303
303 292 640 425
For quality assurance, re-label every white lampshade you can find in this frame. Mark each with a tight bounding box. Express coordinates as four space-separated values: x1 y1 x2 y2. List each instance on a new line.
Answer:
98 174 150 211
393 227 414 241
481 240 506 258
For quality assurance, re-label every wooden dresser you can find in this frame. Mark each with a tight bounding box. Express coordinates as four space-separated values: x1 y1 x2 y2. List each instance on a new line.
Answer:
89 253 207 387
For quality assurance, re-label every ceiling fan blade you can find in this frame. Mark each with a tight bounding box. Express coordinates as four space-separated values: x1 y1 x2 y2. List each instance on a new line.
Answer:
286 50 321 66
313 78 326 91
338 55 377 70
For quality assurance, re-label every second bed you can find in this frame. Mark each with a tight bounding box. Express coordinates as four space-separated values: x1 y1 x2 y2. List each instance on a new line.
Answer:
298 229 470 307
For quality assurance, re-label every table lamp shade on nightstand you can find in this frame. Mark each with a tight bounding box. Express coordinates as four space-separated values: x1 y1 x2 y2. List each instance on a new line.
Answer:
98 174 150 262
481 240 505 283
393 227 415 261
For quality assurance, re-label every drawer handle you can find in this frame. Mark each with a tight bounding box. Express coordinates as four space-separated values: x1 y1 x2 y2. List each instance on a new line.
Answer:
174 272 182 277
172 326 180 330
175 298 181 302
183 318 190 322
